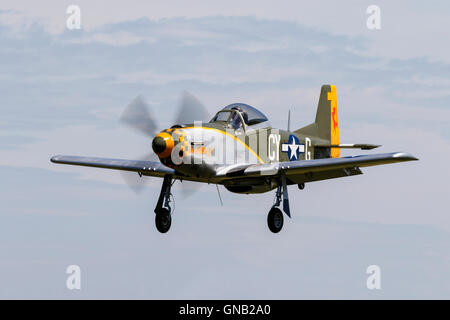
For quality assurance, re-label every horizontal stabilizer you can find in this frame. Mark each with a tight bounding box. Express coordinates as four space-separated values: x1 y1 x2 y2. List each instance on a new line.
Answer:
315 143 380 150
243 152 418 177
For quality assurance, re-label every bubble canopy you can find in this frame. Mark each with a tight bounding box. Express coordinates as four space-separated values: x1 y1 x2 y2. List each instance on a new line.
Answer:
210 103 269 126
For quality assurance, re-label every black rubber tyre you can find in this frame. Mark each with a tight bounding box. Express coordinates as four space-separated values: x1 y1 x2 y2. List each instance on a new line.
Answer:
155 208 171 233
267 207 284 233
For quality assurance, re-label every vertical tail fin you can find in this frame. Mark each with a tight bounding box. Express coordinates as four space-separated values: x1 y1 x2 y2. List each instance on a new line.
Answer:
295 84 340 158
317 85 340 157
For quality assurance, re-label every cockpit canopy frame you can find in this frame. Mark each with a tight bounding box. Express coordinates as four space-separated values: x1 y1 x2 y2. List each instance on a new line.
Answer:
210 103 269 128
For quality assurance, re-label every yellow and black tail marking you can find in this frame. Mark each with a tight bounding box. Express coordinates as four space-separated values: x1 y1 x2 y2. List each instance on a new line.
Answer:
327 85 340 158
295 84 340 158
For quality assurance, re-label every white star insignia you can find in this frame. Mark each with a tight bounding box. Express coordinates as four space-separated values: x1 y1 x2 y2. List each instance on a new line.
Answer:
288 141 299 159
282 136 305 160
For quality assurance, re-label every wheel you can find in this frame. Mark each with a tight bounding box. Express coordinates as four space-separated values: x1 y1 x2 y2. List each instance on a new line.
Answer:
155 208 171 233
267 207 284 233
298 183 305 190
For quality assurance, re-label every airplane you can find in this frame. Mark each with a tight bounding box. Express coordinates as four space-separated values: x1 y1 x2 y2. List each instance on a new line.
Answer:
51 85 418 233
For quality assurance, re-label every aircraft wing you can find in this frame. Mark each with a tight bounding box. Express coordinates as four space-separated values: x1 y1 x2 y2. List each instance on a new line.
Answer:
50 155 175 177
242 152 418 178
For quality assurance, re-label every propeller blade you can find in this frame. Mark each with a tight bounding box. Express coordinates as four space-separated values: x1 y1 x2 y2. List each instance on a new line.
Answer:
173 92 209 197
178 180 203 199
174 91 210 126
120 153 159 194
120 95 158 137
120 171 147 194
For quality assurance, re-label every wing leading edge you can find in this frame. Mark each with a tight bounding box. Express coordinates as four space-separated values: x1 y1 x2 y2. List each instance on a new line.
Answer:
50 155 175 177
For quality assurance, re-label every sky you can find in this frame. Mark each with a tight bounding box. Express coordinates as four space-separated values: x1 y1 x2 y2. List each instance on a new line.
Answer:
0 1 449 299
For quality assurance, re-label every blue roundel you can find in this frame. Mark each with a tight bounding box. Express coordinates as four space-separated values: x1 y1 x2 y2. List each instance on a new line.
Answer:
281 135 305 161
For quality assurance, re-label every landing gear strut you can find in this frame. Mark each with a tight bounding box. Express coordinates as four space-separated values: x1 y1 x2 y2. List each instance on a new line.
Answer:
154 175 173 233
267 174 290 233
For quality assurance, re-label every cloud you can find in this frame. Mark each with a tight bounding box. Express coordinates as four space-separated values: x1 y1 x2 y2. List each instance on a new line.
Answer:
3 1 450 63
67 31 156 46
1 16 448 134
0 134 40 150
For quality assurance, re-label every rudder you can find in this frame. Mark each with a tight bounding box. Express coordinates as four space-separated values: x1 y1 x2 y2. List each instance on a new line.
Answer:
295 84 340 158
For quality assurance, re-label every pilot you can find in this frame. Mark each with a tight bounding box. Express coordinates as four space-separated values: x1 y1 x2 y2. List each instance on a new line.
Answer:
230 106 248 129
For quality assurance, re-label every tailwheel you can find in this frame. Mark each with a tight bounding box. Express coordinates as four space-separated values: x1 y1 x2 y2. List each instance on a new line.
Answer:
267 207 283 233
155 208 171 233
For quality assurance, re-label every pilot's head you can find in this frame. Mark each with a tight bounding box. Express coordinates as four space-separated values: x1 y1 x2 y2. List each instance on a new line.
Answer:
231 106 248 124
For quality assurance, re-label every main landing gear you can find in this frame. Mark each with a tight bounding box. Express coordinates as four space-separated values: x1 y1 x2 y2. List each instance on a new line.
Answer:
154 175 173 233
267 175 292 233
267 207 284 233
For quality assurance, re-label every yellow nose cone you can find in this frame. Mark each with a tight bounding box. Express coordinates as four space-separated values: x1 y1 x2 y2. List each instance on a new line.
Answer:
152 132 174 158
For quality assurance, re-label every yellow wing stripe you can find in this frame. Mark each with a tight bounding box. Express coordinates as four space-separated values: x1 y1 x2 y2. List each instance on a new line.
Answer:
182 126 264 164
